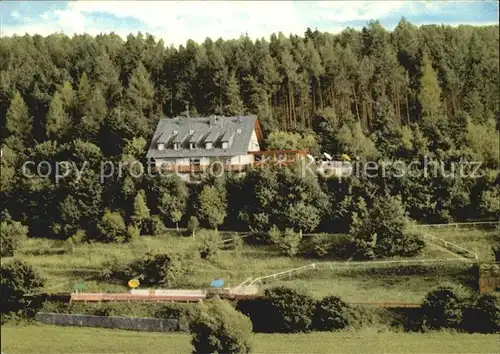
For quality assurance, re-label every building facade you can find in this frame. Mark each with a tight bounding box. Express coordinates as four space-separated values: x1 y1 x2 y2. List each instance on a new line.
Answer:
147 115 263 180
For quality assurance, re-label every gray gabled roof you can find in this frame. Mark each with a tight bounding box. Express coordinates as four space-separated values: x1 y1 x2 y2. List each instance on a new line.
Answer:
146 115 258 158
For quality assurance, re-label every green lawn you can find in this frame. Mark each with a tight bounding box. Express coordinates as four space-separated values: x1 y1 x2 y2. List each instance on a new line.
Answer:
419 226 499 261
1 232 476 302
2 324 499 354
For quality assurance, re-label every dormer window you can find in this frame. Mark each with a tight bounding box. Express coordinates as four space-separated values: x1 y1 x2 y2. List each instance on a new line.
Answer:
222 141 229 149
189 142 196 150
205 142 213 150
157 143 165 151
173 143 180 150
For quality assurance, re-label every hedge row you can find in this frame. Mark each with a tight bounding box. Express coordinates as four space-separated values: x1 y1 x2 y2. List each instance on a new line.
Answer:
16 288 500 335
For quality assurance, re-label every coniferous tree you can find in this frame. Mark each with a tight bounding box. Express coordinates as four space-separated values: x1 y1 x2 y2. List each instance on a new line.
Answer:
131 190 150 231
224 71 244 115
5 91 32 149
419 52 443 118
46 92 71 140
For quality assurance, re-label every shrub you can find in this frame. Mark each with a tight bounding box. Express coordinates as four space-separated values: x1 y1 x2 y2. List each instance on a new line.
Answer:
280 228 301 257
307 234 352 259
149 215 167 236
269 227 301 257
154 303 201 331
264 286 316 333
232 235 244 252
399 232 426 257
127 224 140 240
99 252 184 287
134 252 184 287
0 220 28 257
462 294 500 334
64 238 75 254
199 229 222 260
313 295 352 331
97 210 127 242
69 229 86 244
187 216 199 238
190 299 252 354
98 257 130 281
309 234 331 257
268 225 281 243
422 287 464 330
0 260 45 317
235 298 278 333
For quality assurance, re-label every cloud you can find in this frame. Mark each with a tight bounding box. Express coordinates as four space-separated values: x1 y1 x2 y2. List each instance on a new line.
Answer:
315 1 408 22
1 0 498 46
65 1 306 44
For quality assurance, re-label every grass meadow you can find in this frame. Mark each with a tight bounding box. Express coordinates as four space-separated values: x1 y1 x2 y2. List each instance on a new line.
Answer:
2 324 499 354
1 230 476 302
419 225 499 261
2 226 497 354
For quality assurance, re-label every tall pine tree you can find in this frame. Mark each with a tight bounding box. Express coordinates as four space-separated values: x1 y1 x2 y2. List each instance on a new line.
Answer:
418 53 443 118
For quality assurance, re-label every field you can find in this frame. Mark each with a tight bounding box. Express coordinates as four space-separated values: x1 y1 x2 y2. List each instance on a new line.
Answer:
418 225 499 261
1 230 476 302
2 324 499 354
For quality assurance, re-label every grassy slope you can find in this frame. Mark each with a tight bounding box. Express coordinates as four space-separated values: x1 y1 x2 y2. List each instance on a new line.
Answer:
419 226 499 261
3 232 476 302
2 324 499 354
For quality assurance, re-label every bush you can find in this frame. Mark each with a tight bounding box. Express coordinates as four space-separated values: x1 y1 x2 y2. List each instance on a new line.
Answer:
199 229 222 260
187 216 199 238
127 224 140 240
133 252 184 287
399 232 426 257
149 215 167 236
232 235 244 252
264 286 316 333
235 298 278 333
69 229 86 244
154 303 201 331
462 294 500 333
0 220 28 257
307 234 353 259
64 238 75 254
0 260 45 317
269 227 301 257
309 234 331 257
97 210 127 242
313 295 352 331
99 252 184 287
190 299 252 354
422 287 464 330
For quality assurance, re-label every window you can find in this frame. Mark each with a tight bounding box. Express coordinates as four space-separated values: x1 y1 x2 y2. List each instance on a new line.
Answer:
189 158 200 165
189 142 196 150
157 143 165 151
222 141 229 149
205 142 213 150
173 143 180 150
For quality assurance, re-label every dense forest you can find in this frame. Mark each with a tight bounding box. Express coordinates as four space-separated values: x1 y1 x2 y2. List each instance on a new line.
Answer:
0 20 499 246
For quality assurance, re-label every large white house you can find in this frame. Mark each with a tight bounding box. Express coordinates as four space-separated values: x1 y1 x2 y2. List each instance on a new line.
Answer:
146 115 264 180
